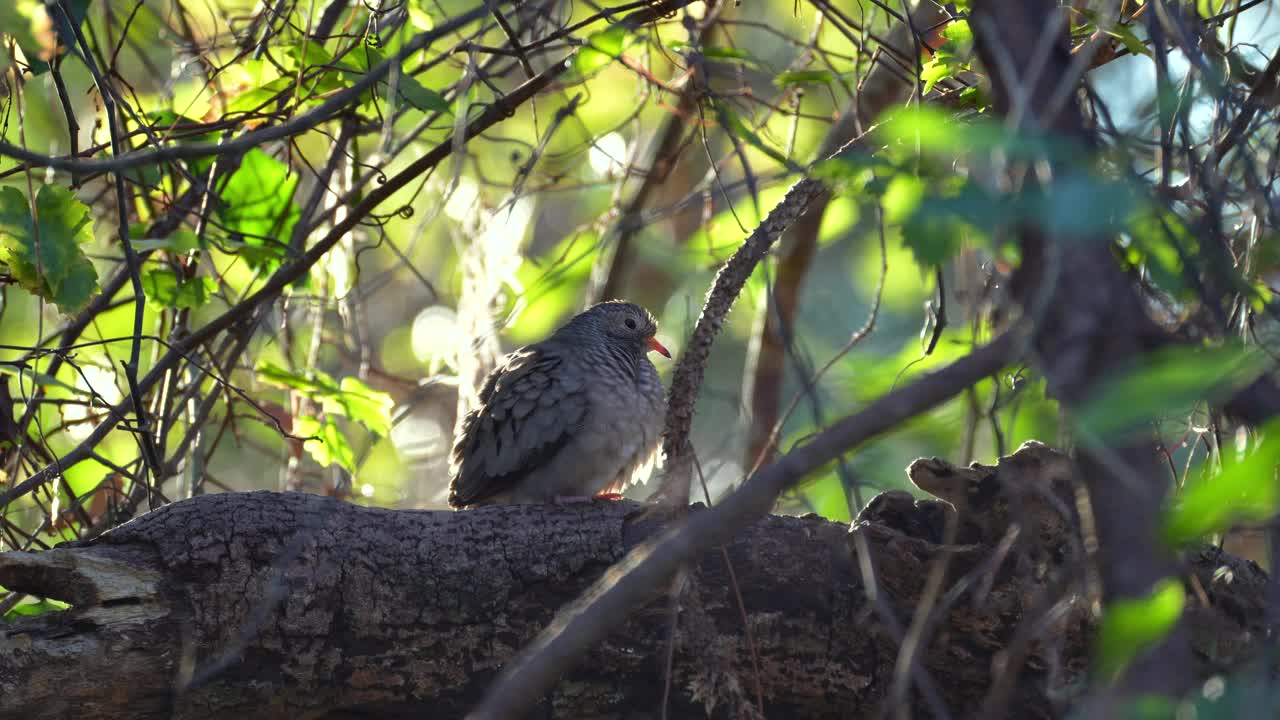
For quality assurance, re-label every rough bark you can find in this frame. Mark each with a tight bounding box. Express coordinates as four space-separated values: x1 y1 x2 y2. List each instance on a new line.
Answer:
0 450 1271 720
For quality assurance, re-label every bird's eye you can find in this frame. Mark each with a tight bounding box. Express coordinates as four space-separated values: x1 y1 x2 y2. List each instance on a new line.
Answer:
624 318 637 330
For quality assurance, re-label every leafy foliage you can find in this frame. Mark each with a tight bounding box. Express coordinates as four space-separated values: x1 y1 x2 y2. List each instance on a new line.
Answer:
0 184 100 313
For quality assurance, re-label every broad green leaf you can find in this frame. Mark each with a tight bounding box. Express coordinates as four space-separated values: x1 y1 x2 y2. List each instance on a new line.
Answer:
942 19 972 44
2 597 70 621
0 185 100 313
881 174 925 224
1033 171 1140 237
574 26 629 76
226 76 295 115
258 362 391 435
1077 345 1271 438
392 75 453 114
351 49 452 114
294 415 357 473
283 42 336 73
141 269 216 310
881 106 1057 161
0 2 46 73
1105 25 1151 58
712 100 794 168
1095 578 1184 681
773 70 834 87
2 0 91 75
0 364 84 394
1163 423 1280 546
131 229 201 253
899 181 1002 266
323 377 394 435
213 149 299 269
256 361 340 395
920 56 952 94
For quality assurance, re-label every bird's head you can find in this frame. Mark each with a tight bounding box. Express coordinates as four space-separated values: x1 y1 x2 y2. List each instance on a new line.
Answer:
569 300 671 358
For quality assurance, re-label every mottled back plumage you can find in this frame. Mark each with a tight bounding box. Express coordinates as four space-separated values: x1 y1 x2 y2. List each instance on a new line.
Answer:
448 301 667 507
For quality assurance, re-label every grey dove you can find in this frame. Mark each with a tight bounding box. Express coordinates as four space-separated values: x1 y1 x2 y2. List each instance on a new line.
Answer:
448 300 670 507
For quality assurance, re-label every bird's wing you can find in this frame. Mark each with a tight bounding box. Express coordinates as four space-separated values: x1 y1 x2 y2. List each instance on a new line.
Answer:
447 346 589 506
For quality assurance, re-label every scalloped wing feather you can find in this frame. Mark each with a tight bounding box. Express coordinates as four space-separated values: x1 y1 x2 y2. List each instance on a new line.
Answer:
447 346 589 507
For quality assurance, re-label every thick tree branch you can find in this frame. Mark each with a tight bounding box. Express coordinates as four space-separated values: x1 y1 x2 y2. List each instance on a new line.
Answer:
6 442 1268 719
474 330 1023 717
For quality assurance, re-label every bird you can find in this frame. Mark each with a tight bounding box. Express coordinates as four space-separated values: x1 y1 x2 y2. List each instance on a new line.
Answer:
447 300 671 507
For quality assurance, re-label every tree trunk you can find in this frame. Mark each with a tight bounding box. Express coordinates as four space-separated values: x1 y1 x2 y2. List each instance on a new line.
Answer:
0 462 1270 720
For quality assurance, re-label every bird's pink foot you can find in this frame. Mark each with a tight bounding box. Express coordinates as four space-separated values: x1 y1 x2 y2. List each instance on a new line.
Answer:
553 492 625 504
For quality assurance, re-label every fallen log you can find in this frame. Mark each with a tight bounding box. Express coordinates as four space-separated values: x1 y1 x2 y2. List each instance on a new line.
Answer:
0 447 1270 718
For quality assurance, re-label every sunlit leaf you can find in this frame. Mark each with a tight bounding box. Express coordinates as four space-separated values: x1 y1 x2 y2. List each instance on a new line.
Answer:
1095 578 1185 681
920 56 952 94
712 100 794 168
226 76 295 115
257 361 339 394
1077 345 1271 438
574 26 629 76
881 174 925 224
295 415 357 473
130 229 201 253
323 377 395 436
942 19 972 44
1163 422 1280 546
213 149 299 269
141 270 216 310
0 185 100 313
1105 24 1151 58
2 596 70 621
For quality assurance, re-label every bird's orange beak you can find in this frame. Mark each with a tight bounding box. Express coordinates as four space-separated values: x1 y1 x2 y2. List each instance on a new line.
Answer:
646 336 672 358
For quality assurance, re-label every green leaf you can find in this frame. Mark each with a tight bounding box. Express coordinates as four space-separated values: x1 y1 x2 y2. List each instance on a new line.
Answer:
677 44 755 64
2 596 70 621
294 415 357 473
881 174 925 224
141 270 216 310
1033 171 1140 237
712 100 795 168
256 361 339 395
226 76 295 115
0 185 100 313
212 149 299 269
574 26 629 76
900 181 1002 266
130 228 201 253
2 0 91 75
1077 345 1271 439
1162 423 1280 546
880 106 1056 161
323 377 394 436
0 2 46 74
392 75 453 114
920 56 952 94
773 70 834 87
942 19 972 44
1095 578 1185 682
1105 24 1151 58
258 363 392 435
